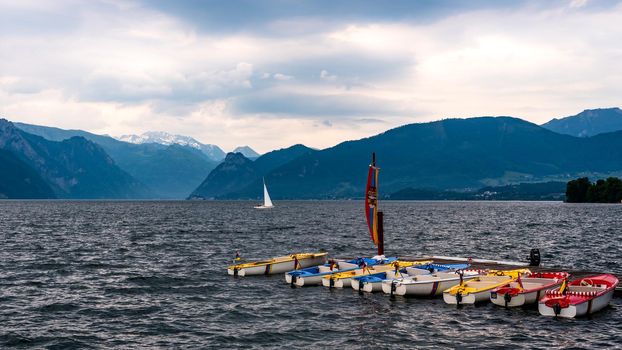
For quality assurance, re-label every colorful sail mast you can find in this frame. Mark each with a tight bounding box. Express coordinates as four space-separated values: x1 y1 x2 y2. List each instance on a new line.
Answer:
365 152 384 255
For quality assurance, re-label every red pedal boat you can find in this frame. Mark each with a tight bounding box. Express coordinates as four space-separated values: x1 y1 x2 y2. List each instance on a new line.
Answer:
538 274 619 318
491 271 568 307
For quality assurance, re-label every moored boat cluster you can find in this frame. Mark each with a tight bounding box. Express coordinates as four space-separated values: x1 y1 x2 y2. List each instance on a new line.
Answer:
228 252 619 319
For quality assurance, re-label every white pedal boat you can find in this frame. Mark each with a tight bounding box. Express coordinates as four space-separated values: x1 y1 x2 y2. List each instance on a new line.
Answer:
227 252 327 276
353 263 473 294
443 269 530 305
382 270 481 296
322 260 430 288
351 268 411 293
538 274 619 318
490 271 568 307
284 257 392 286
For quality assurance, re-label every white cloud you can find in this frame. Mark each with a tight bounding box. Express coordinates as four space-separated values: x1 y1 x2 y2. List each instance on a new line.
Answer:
320 70 338 81
570 0 588 8
1 1 622 153
273 73 293 81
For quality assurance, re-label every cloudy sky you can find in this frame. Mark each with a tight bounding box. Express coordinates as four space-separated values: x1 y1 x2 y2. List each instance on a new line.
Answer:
1 0 621 152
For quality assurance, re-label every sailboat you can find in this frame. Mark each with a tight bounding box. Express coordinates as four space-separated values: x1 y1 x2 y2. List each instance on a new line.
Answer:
254 178 274 209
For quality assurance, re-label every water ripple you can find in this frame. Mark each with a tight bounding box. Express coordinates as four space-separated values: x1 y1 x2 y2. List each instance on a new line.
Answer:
0 200 620 348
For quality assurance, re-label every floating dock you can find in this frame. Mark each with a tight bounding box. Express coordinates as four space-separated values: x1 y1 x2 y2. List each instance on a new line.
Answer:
397 255 622 297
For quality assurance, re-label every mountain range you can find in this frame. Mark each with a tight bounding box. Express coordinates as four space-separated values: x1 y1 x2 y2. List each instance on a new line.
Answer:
3 107 622 200
191 111 622 199
13 122 218 198
1 119 149 199
189 144 315 199
541 107 622 137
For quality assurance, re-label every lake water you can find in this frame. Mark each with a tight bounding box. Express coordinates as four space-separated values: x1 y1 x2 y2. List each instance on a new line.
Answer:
0 200 620 349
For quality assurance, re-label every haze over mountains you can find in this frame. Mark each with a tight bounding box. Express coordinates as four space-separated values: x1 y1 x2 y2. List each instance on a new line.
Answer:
1 119 148 199
13 122 219 198
2 108 622 200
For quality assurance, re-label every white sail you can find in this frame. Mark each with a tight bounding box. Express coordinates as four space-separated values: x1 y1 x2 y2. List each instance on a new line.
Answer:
263 180 274 207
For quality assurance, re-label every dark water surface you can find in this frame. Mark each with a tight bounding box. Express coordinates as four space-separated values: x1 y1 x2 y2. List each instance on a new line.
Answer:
1 201 621 349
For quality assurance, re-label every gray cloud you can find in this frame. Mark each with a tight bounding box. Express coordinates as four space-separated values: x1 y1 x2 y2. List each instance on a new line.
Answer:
2 0 622 152
142 0 532 35
231 91 414 118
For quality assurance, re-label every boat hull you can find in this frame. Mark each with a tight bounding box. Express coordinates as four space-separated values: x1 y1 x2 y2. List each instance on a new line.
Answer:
351 278 383 293
285 257 395 287
287 273 329 286
384 276 474 297
228 254 327 276
490 273 567 307
491 286 558 307
323 260 432 289
443 269 531 305
538 289 614 318
538 274 618 318
443 289 491 304
322 277 352 288
491 292 528 307
293 274 324 286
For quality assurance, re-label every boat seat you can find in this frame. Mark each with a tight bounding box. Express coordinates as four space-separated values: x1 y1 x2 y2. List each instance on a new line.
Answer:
479 276 511 282
568 286 602 293
338 262 359 270
515 282 543 289
521 278 556 284
466 281 499 288
415 275 439 281
406 267 431 276
318 266 333 273
434 272 458 278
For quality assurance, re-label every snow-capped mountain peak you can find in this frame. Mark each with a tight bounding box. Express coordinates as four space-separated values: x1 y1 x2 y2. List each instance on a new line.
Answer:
117 131 225 161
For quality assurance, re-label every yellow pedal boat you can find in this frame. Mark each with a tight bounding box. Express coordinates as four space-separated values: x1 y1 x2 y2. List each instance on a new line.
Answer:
322 260 432 288
227 252 328 276
443 269 531 305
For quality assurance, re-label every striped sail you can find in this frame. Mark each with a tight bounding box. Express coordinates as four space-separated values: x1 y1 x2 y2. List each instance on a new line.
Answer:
365 162 380 245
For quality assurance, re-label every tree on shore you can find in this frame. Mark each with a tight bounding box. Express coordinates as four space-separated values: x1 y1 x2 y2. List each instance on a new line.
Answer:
566 177 622 203
566 177 590 203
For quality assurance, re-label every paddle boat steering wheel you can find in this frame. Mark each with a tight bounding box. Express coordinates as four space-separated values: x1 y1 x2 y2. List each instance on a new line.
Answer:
580 279 594 287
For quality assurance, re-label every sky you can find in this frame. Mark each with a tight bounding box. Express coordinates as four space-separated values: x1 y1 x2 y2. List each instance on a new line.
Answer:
1 0 621 153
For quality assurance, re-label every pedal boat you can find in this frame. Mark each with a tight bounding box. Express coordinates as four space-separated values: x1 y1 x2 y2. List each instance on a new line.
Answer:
351 263 413 293
443 269 531 305
538 274 619 318
322 260 430 288
403 263 471 276
362 263 471 295
490 271 568 307
285 257 393 287
227 252 328 276
383 270 481 297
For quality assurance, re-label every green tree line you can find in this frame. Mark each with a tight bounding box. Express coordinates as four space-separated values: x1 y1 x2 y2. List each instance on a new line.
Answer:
566 177 622 203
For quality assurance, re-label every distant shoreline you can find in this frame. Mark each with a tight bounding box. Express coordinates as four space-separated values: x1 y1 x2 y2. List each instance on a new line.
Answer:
0 198 571 202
